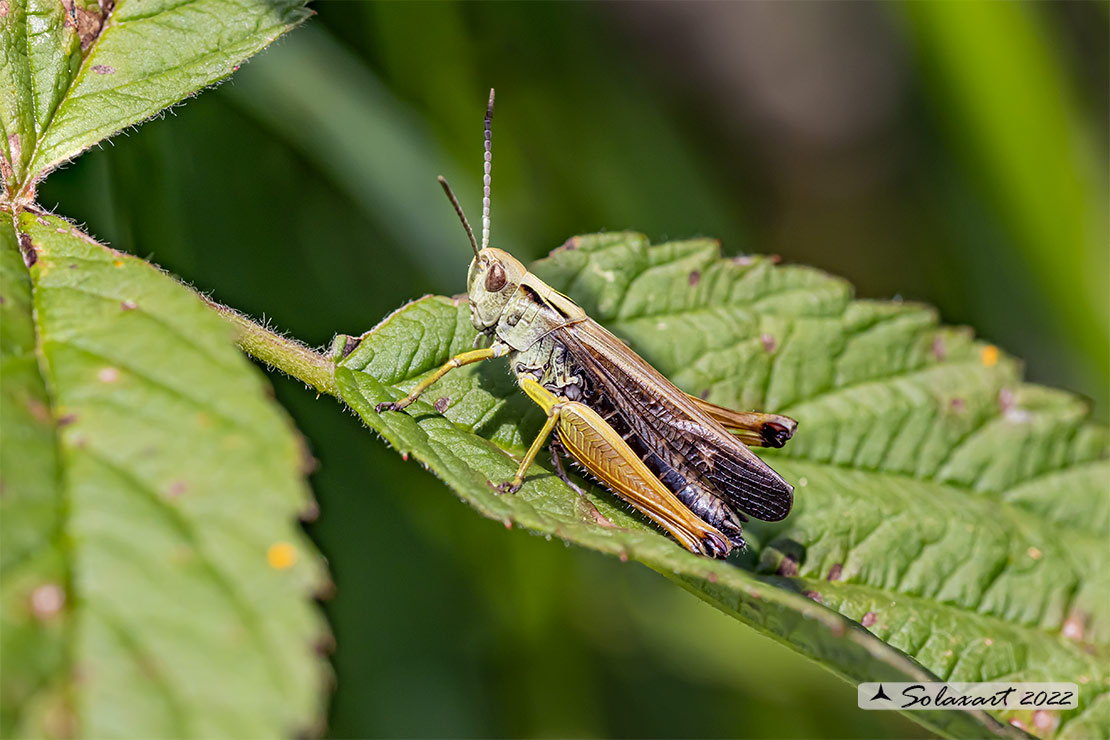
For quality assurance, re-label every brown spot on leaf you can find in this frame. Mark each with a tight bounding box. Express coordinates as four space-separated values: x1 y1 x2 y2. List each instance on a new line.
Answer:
618 550 629 563
340 335 361 358
1062 612 1085 641
120 299 137 311
8 133 20 166
699 388 710 400
803 590 823 604
433 397 450 413
688 270 700 286
1033 710 1058 733
18 233 36 267
165 480 187 498
31 583 65 619
776 555 798 577
57 413 77 427
950 397 965 412
27 399 50 423
999 387 1031 423
998 388 1015 412
91 64 114 74
706 571 718 584
760 333 776 353
827 563 843 581
61 0 108 50
829 620 844 637
931 334 946 360
861 612 877 627
769 254 782 264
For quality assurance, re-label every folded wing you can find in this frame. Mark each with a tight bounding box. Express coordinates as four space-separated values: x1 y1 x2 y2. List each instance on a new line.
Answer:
559 319 794 522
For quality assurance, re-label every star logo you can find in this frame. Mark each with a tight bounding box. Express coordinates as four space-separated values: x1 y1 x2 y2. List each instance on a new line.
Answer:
870 684 892 702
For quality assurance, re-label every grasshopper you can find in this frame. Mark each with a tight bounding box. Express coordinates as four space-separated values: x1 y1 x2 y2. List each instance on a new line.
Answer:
377 90 796 558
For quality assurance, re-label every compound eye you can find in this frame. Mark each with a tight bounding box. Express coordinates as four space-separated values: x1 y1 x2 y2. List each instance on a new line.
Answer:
485 261 507 292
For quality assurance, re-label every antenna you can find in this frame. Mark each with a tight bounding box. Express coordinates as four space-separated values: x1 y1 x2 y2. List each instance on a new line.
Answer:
482 88 495 250
438 176 480 259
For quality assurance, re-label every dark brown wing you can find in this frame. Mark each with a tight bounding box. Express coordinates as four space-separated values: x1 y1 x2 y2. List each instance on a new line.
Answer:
557 318 793 522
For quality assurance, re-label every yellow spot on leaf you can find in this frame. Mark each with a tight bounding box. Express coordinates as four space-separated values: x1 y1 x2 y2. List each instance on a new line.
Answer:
267 542 297 570
980 345 999 367
1027 546 1042 560
113 259 124 268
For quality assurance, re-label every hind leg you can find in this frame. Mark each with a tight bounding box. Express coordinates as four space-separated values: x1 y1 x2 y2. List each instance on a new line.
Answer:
549 437 589 497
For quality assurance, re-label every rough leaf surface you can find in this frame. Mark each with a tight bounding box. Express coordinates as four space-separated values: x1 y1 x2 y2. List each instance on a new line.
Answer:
0 0 310 198
0 210 328 738
338 233 1108 740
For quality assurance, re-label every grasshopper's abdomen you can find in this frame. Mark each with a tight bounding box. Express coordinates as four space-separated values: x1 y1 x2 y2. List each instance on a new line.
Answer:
509 336 749 549
582 387 749 548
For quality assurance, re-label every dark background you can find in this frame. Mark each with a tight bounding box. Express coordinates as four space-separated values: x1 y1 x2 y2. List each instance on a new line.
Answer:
40 2 1107 737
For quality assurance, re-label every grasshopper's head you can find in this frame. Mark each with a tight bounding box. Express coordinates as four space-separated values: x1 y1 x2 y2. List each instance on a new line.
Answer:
467 247 526 331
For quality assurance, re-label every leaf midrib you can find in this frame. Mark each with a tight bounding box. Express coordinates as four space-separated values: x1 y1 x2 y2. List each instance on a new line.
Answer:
14 0 116 199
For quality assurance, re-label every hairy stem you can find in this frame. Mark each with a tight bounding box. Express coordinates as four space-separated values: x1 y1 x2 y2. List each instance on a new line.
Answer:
204 297 338 398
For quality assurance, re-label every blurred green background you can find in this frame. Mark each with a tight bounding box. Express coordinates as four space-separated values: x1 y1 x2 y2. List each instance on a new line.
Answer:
39 2 1107 737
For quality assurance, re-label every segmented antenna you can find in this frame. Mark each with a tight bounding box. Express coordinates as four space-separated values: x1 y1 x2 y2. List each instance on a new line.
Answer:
482 88 495 250
438 176 480 259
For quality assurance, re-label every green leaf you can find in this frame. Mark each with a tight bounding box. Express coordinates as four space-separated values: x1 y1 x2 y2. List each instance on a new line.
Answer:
337 233 1107 740
0 209 328 738
0 0 310 199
